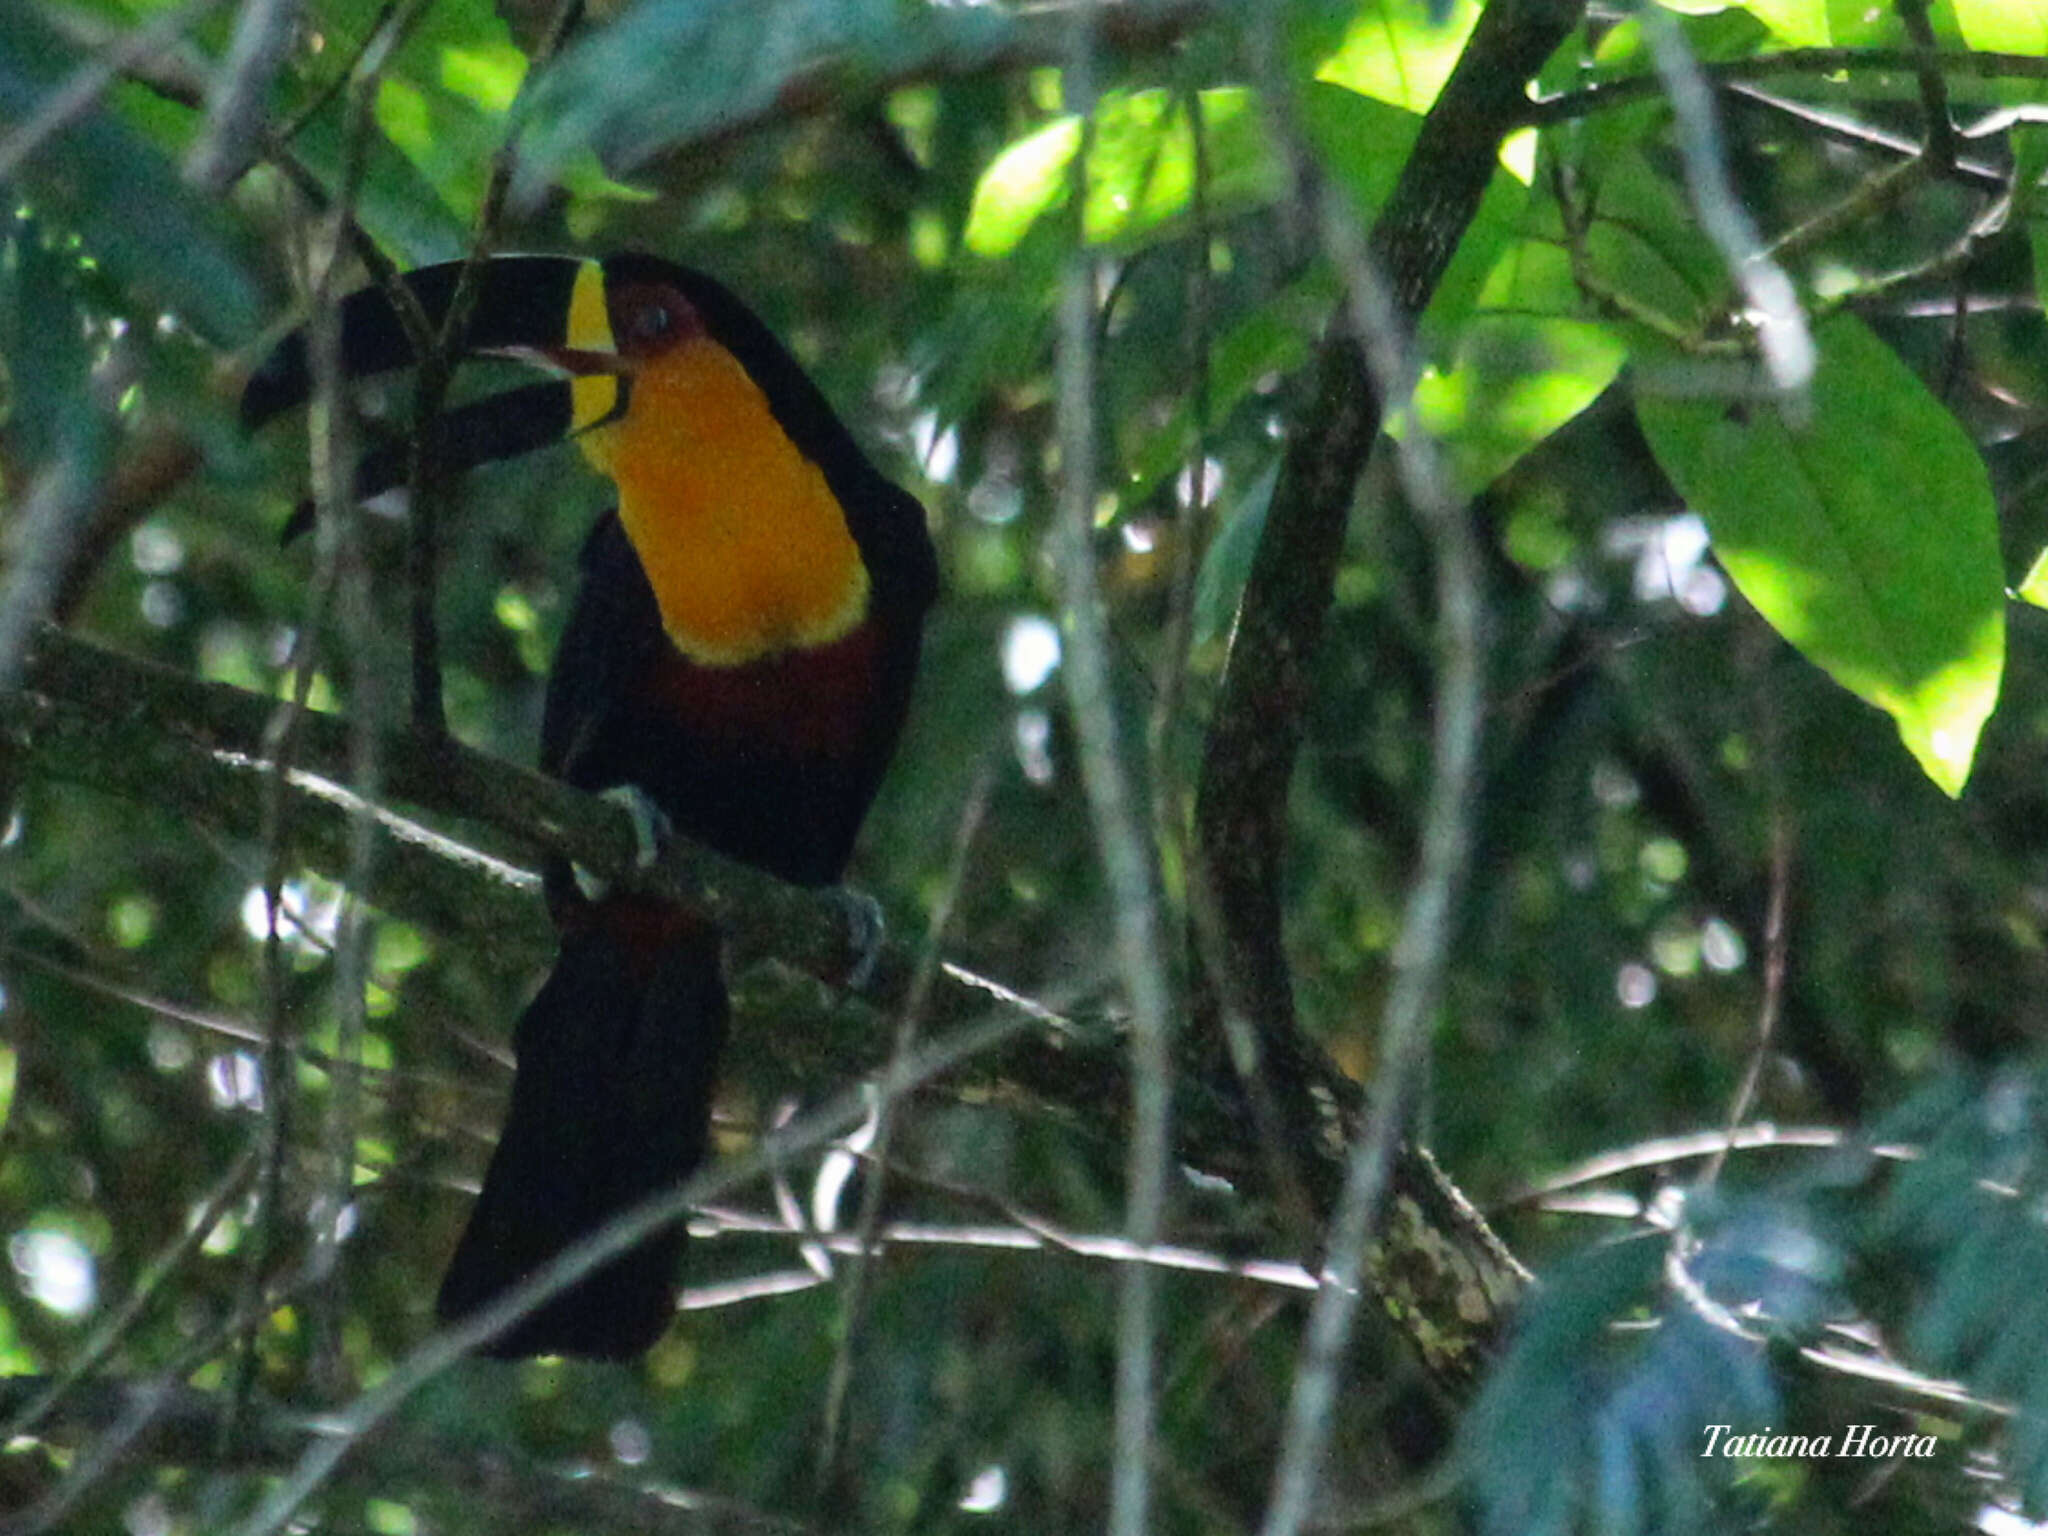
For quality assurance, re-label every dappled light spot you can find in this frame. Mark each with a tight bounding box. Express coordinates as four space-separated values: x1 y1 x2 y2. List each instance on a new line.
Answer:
10 1227 95 1318
1615 962 1658 1010
958 1465 1008 1514
1001 614 1060 695
1013 708 1054 787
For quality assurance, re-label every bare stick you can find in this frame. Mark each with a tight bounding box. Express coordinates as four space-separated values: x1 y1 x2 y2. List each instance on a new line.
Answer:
815 758 994 1506
1048 12 1179 1534
186 0 302 192
225 1005 1059 1536
1255 187 1489 1536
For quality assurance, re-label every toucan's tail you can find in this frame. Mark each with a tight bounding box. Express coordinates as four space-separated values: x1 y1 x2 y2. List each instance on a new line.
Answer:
436 894 726 1361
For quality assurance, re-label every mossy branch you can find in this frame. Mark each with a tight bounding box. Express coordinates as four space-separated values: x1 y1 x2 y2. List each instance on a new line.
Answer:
4 621 1522 1390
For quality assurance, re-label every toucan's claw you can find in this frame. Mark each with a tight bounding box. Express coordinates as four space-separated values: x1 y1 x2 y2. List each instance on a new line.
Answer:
824 887 886 992
573 784 676 902
607 783 676 871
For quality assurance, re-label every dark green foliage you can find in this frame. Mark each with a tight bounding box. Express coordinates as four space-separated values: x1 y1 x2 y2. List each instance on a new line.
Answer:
1874 1065 2048 1513
9 0 2048 1532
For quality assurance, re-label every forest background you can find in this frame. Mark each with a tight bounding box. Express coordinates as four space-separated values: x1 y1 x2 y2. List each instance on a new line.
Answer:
6 0 2048 1532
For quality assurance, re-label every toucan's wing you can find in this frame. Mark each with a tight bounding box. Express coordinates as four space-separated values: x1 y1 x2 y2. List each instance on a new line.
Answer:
539 511 660 784
241 255 587 429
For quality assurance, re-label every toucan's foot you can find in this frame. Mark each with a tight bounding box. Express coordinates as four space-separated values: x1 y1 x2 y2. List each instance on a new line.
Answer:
606 783 675 869
573 784 675 900
825 887 886 992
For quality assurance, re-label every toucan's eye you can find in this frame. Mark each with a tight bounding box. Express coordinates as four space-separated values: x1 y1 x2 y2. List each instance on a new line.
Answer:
626 303 672 345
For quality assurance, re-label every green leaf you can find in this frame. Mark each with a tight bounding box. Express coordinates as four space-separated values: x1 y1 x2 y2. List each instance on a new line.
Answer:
1637 316 2005 797
0 12 261 347
2018 544 2048 611
1298 83 1529 341
1465 1234 1769 1536
1662 0 1830 45
0 214 94 470
1873 1065 2048 1510
1738 0 1831 45
962 87 1284 260
1192 461 1277 652
513 0 1018 199
1954 0 2048 53
1313 0 1482 113
1121 274 1327 500
1405 238 1627 497
965 116 1082 259
1578 152 1726 337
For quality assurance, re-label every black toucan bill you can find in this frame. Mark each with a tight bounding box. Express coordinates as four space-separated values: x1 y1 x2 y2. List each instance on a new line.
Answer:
245 253 937 1359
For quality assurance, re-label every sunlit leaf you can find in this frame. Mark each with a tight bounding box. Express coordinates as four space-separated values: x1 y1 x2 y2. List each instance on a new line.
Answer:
1824 0 1907 45
963 87 1283 259
2018 544 2048 611
1404 239 1627 496
964 116 1083 258
1298 83 1529 342
1637 315 2005 798
1660 0 1830 44
1740 0 1831 44
1954 0 2048 53
1313 0 1482 112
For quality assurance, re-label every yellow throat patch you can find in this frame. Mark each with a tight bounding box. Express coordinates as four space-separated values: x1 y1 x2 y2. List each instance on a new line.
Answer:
564 262 871 668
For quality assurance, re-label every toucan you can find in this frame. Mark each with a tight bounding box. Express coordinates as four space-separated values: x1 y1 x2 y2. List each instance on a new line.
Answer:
244 253 938 1359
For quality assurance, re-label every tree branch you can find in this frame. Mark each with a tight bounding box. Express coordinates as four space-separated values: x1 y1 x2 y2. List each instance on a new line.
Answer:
1523 46 2048 128
1190 0 1581 1242
0 1373 809 1536
7 622 1524 1389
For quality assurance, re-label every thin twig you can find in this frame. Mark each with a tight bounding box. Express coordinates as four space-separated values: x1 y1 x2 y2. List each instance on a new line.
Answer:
226 1002 1062 1536
1724 82 2004 190
298 51 390 1401
1895 0 1956 171
0 0 229 183
0 1371 812 1535
1640 2 1813 396
0 1148 258 1446
1147 81 1214 793
695 1202 1320 1293
1815 184 2015 319
1523 46 2048 130
815 756 994 1506
1255 181 1489 1536
1 1239 337 1536
1503 1123 1895 1211
269 0 400 148
0 938 486 1100
403 0 585 736
1053 11 1178 1535
186 0 302 192
1703 816 1792 1185
225 0 402 1436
